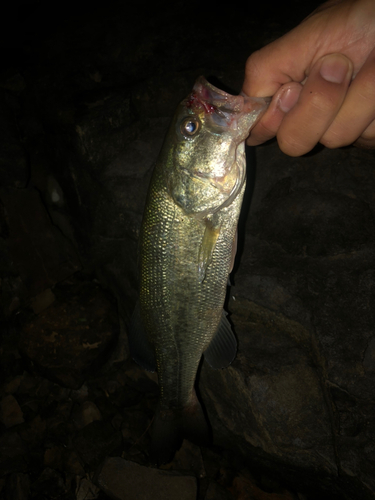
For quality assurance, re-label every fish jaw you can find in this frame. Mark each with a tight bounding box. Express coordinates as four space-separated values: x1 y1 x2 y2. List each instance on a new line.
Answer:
164 76 269 218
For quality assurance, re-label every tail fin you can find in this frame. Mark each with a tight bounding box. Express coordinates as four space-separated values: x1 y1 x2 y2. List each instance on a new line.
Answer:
149 392 211 465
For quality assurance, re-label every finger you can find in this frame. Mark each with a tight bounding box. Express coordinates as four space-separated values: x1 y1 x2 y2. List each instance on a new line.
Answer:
321 46 375 148
243 43 307 98
354 120 375 149
246 83 302 146
276 53 353 156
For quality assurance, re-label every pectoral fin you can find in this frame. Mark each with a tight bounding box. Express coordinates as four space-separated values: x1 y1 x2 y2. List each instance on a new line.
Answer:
198 219 222 283
203 310 237 369
128 301 156 372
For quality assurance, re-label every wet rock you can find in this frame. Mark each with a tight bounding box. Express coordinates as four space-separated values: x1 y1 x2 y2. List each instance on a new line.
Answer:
96 457 197 500
19 279 120 389
0 394 24 428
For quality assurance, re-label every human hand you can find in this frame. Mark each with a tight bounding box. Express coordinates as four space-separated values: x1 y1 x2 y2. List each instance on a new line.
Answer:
243 0 375 156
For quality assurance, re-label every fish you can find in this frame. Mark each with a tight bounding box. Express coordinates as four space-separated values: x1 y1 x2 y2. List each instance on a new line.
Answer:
129 76 269 463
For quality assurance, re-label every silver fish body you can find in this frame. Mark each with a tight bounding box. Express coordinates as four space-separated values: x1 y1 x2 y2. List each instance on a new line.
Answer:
129 76 268 462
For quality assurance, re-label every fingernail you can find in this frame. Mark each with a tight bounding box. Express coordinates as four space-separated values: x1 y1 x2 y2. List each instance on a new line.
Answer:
277 86 300 113
320 54 351 84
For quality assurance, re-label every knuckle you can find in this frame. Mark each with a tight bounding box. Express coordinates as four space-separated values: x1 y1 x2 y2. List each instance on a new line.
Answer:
245 50 262 77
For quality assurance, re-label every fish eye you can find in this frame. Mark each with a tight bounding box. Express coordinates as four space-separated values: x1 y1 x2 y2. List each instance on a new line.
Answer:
180 117 201 137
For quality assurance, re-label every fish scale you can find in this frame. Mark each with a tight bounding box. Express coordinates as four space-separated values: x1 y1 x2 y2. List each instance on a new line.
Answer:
129 76 269 463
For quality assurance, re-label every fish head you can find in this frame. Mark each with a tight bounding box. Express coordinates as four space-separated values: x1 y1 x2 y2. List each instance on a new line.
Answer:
165 76 269 217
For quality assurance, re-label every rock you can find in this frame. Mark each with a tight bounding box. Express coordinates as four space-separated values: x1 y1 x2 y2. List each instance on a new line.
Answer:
201 143 375 499
18 278 120 389
43 445 65 470
0 90 29 189
230 472 296 500
0 431 28 476
71 400 102 429
205 480 235 500
76 477 100 500
1 187 80 297
4 375 23 395
64 450 85 476
96 457 197 500
73 420 122 467
4 472 30 500
29 288 55 314
163 440 206 479
17 415 46 447
31 468 67 499
0 394 24 428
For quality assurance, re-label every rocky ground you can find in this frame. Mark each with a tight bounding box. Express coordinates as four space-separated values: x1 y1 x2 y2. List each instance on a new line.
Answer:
0 272 314 500
1 1 375 499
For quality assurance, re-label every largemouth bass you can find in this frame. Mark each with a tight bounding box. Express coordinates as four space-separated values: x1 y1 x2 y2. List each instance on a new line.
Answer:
129 76 268 463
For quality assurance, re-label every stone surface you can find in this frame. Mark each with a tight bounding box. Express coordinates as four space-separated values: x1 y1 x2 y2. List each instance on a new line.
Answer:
205 480 235 500
1 187 80 298
96 457 197 500
201 143 375 499
18 278 120 389
73 421 123 468
0 89 29 190
0 394 24 428
71 400 102 429
4 472 30 500
0 432 28 477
